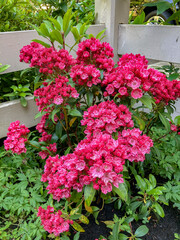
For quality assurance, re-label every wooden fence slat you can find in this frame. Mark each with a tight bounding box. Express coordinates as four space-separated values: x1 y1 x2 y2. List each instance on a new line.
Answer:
118 24 180 63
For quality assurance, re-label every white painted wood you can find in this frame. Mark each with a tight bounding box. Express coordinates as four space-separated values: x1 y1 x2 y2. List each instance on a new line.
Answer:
0 24 106 74
118 24 180 63
0 96 39 138
95 0 130 62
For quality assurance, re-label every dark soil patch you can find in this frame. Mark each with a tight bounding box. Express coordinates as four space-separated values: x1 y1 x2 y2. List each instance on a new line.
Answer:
75 203 180 240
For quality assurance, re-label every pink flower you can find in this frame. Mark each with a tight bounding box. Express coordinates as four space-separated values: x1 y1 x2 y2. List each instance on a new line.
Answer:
4 121 29 154
131 89 143 99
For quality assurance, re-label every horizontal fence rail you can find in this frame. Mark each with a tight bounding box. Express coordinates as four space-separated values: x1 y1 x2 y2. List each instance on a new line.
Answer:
118 25 180 63
0 24 106 74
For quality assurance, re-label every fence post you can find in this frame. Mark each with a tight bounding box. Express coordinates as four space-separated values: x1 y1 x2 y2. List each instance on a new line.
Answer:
95 0 130 61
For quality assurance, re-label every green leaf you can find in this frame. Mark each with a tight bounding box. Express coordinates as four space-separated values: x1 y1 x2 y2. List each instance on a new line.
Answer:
135 175 147 192
157 2 172 15
132 11 145 24
55 121 62 138
29 141 41 148
20 97 27 107
71 27 80 41
63 9 72 34
50 30 63 44
174 115 180 125
158 112 170 131
34 111 47 119
87 91 94 106
32 39 51 48
167 73 179 81
39 23 50 37
69 109 82 117
72 222 85 232
48 17 61 31
84 183 96 206
112 183 128 201
96 29 106 39
153 202 165 217
135 225 149 237
112 221 120 240
118 233 128 240
79 215 89 224
57 16 63 30
134 116 145 131
149 174 156 189
73 232 80 240
139 95 154 110
0 64 10 73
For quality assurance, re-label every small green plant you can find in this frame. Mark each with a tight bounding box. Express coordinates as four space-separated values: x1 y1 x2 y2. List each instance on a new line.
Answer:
4 84 32 107
104 215 149 240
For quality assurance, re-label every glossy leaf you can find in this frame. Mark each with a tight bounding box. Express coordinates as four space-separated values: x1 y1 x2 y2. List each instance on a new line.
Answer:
153 202 165 217
69 109 82 117
84 183 96 206
79 214 89 224
135 225 149 237
159 112 170 131
72 222 85 232
112 183 128 201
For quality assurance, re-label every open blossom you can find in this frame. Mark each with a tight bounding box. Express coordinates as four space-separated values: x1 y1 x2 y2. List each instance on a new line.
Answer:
4 121 30 154
81 100 134 136
70 63 101 87
20 42 76 75
76 38 115 72
118 128 153 162
37 206 73 236
34 75 79 111
102 53 180 104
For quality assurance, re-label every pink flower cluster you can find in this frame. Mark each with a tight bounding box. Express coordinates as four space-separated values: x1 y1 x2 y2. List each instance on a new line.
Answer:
70 64 101 87
102 53 180 103
4 120 30 154
37 206 73 236
118 128 153 162
41 133 125 201
147 68 180 104
34 75 79 111
20 42 76 75
76 38 115 72
81 100 134 136
42 126 153 201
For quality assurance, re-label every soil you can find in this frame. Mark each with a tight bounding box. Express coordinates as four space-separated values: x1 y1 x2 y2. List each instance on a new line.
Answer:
76 203 180 240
